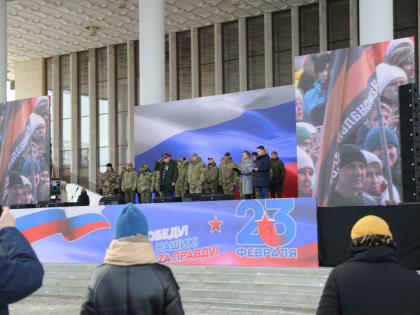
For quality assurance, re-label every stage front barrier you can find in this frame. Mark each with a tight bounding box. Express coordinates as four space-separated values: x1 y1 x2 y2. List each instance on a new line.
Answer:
11 198 318 267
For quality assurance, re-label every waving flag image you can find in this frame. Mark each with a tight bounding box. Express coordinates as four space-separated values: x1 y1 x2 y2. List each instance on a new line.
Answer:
295 38 412 206
315 46 379 206
134 86 298 197
0 97 51 206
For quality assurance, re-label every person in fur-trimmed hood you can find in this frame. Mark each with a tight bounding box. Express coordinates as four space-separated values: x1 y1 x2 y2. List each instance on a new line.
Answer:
317 215 420 315
81 204 185 315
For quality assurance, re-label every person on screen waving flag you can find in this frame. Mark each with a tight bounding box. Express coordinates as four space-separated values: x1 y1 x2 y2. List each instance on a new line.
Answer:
314 44 385 206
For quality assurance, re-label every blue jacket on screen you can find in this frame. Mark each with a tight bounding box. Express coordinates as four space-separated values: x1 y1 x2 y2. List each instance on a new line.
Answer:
253 154 271 188
0 227 44 315
302 80 326 124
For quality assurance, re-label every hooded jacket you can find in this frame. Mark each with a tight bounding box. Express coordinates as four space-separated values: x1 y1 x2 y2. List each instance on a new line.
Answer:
81 235 184 315
317 246 420 315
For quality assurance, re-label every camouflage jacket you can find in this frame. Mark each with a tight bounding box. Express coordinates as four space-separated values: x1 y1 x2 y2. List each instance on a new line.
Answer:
122 170 138 190
154 171 161 192
176 161 189 188
137 168 154 191
188 158 206 186
219 157 237 184
100 170 119 196
205 163 219 185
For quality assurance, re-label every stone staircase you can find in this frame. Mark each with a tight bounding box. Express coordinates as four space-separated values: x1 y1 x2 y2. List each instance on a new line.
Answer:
10 264 330 315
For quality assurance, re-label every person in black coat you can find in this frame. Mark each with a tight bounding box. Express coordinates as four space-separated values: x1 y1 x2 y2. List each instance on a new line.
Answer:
269 151 286 198
155 153 178 198
253 146 270 199
0 205 44 315
317 215 420 315
81 204 184 315
77 187 90 206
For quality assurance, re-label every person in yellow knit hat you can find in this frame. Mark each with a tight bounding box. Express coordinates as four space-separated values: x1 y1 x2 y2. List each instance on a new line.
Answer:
317 215 420 315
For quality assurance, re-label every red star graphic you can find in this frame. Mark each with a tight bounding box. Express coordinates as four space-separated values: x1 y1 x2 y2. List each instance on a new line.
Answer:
256 214 284 247
208 215 223 233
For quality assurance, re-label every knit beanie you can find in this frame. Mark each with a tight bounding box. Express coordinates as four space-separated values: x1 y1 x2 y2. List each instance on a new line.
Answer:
339 144 367 168
363 126 400 152
22 158 41 176
8 171 23 187
385 38 414 59
297 147 314 171
296 122 316 135
375 63 407 95
114 203 149 239
296 125 312 145
34 96 49 116
295 88 303 101
29 113 46 134
351 215 392 240
361 150 383 169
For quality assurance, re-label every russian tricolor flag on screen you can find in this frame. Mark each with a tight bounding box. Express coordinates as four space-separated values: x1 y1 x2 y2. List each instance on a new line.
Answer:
13 206 110 243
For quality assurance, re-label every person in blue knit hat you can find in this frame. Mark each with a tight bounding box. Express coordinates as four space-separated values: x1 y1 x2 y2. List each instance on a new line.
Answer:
363 126 401 196
81 204 184 315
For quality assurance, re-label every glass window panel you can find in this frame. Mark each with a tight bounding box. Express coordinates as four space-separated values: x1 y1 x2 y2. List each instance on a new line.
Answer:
116 44 127 79
79 51 89 118
98 114 109 147
117 78 128 112
80 95 89 117
118 146 128 167
394 0 417 38
81 116 89 149
60 55 70 88
273 10 292 86
62 119 71 151
223 22 239 94
98 147 109 166
62 168 71 183
117 112 128 147
299 4 320 55
62 90 71 119
177 31 192 100
97 82 108 114
223 60 240 94
248 55 265 90
62 150 71 168
327 0 350 50
80 148 89 168
223 22 239 60
96 48 107 82
46 58 53 91
200 64 215 97
79 167 89 187
274 50 292 86
199 26 215 96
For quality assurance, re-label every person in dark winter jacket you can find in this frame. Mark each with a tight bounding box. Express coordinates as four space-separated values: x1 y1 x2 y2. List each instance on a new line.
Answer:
269 151 286 198
0 205 44 315
77 187 90 206
317 215 420 315
155 153 178 197
81 203 184 315
253 146 270 199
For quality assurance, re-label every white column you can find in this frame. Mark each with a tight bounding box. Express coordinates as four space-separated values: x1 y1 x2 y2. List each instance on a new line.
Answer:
264 13 273 88
51 56 60 178
359 0 393 45
191 28 199 98
169 32 177 101
291 7 299 82
349 0 359 46
70 53 79 184
0 0 7 102
214 23 223 95
107 45 116 168
139 0 165 105
239 17 247 91
88 48 97 191
319 0 328 51
127 41 135 166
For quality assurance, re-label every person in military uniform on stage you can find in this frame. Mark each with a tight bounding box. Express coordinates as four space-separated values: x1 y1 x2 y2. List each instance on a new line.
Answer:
219 152 238 199
204 158 219 195
175 158 188 198
99 163 119 198
156 153 178 198
137 164 154 204
187 153 205 195
121 163 138 204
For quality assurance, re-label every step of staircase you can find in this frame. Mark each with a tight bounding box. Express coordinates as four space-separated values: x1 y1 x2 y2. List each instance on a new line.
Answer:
9 264 331 315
